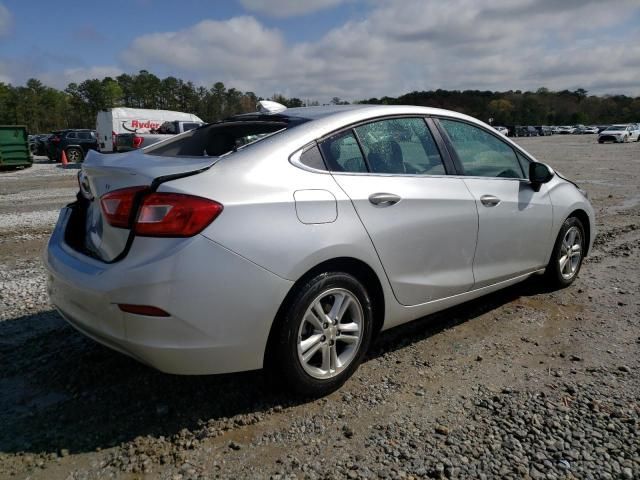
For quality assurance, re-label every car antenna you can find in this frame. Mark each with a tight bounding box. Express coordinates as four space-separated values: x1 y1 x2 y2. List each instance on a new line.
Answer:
257 100 287 114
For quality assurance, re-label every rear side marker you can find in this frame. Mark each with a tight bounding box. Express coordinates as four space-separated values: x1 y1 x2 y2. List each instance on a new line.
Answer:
118 304 171 317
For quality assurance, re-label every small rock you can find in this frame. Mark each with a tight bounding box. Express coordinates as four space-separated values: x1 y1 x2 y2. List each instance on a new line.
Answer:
621 467 633 479
569 355 582 362
435 425 449 435
618 365 631 373
229 441 242 451
342 425 354 439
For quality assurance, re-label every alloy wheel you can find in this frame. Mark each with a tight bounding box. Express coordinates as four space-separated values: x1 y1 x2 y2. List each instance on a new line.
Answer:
559 226 582 280
67 149 81 162
297 288 363 380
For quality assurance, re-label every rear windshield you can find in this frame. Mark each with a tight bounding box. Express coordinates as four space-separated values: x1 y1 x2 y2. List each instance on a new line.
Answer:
146 120 298 157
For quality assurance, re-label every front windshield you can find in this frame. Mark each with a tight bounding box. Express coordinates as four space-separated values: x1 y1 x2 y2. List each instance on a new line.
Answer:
607 125 626 131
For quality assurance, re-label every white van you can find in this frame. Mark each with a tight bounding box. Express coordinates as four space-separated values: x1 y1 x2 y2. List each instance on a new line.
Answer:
96 107 204 152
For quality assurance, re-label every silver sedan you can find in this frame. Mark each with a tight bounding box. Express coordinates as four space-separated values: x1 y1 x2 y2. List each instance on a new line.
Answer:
45 103 595 396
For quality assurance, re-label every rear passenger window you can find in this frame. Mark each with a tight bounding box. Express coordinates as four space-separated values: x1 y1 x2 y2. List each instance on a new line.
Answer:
78 132 91 140
320 131 367 172
66 132 77 139
439 119 524 179
355 118 445 175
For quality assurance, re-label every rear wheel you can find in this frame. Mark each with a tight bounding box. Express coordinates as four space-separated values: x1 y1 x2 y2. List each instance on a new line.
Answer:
66 147 83 163
268 272 373 397
545 217 585 288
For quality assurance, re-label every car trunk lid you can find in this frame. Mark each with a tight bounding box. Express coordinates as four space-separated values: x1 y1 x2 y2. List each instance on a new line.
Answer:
75 149 218 262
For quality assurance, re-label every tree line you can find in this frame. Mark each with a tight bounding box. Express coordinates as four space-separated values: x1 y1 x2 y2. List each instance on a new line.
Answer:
364 88 640 126
0 70 638 133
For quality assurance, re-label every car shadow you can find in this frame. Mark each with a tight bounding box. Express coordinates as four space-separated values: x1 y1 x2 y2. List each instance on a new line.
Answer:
0 276 553 455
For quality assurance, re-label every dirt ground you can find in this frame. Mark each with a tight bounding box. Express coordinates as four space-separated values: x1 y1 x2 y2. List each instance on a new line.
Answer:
0 135 638 479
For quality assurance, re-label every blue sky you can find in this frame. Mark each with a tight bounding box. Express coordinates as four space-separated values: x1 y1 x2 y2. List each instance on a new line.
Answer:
1 0 639 100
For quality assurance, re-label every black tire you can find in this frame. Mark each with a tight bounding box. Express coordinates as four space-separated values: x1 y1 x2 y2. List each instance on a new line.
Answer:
66 147 83 163
545 217 586 288
267 272 373 397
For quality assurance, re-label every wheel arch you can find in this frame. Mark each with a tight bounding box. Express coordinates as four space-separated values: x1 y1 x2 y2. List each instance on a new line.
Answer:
264 256 386 366
567 208 591 256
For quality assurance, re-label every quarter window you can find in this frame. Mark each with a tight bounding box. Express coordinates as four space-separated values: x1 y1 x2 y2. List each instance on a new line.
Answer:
299 145 326 170
439 119 524 179
319 131 367 173
355 118 445 175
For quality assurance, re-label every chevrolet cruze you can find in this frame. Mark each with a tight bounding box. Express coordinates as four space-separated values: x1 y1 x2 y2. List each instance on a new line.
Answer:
45 103 595 396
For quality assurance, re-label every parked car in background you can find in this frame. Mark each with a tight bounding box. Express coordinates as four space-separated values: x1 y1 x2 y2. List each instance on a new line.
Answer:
514 126 538 137
557 126 576 134
534 126 552 136
44 102 595 396
96 107 203 153
581 126 599 134
47 129 98 162
115 120 204 152
28 135 38 154
34 134 52 156
598 124 639 143
493 126 509 136
550 126 562 134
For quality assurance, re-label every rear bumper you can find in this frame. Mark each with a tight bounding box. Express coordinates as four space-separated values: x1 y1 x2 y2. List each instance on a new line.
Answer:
44 208 293 374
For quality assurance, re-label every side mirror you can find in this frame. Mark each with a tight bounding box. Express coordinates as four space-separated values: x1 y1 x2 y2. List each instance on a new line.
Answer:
529 162 554 191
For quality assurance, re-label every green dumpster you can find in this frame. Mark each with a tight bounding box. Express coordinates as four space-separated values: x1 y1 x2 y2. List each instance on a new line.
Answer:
0 125 33 168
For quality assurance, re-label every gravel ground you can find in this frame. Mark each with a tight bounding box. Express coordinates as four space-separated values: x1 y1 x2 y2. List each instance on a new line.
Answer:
0 137 638 480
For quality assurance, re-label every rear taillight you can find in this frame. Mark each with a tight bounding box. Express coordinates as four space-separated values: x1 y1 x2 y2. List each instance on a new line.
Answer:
135 192 223 237
112 131 118 149
100 187 223 237
132 135 144 149
100 186 148 228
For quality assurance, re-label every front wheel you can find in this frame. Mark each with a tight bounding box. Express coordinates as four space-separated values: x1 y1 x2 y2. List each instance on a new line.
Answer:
545 217 585 288
268 272 373 397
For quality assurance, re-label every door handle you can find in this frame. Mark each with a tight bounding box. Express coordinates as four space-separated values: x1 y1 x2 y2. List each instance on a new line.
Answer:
368 193 401 206
480 194 501 207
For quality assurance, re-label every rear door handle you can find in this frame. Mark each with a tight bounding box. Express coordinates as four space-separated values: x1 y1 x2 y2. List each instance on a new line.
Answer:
480 194 501 207
368 193 401 206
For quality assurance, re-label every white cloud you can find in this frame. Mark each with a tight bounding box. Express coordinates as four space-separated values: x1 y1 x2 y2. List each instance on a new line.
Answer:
238 0 345 18
0 3 12 37
121 16 283 90
39 66 123 89
4 0 636 98
120 0 640 100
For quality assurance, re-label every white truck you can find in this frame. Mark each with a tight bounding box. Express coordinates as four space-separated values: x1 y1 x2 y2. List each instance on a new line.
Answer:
96 107 204 153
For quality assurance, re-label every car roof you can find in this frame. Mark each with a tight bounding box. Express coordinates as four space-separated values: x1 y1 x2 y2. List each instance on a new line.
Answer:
233 104 479 125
